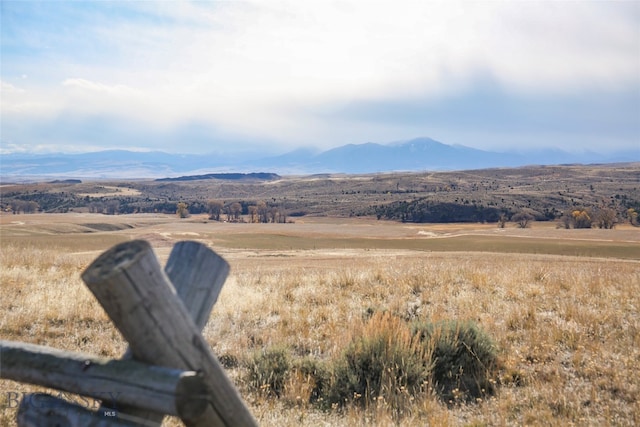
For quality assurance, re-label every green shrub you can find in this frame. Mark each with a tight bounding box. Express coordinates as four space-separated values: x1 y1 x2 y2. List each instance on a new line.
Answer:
246 346 291 397
242 317 500 414
413 320 499 402
325 312 429 412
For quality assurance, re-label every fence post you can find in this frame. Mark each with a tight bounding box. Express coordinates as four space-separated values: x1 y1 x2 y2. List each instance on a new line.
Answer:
1 340 208 420
166 241 230 330
82 240 257 427
17 393 144 427
107 241 230 424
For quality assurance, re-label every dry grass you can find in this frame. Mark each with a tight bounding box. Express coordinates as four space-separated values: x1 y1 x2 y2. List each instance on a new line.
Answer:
212 252 640 426
1 216 639 426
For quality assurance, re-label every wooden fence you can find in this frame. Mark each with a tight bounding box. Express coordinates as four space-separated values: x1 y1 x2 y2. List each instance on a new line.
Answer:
1 240 257 427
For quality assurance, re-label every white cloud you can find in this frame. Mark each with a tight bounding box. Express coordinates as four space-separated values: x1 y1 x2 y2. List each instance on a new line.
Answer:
61 78 136 94
59 78 150 118
2 1 638 152
1 80 24 93
184 1 638 97
0 80 53 116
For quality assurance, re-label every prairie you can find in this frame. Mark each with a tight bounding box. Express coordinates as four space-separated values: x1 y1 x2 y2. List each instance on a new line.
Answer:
1 213 639 426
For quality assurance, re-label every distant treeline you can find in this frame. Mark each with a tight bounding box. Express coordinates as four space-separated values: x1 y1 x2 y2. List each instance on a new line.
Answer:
374 200 516 223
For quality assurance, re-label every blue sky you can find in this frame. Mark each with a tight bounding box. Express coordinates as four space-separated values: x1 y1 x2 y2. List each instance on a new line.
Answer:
1 0 639 155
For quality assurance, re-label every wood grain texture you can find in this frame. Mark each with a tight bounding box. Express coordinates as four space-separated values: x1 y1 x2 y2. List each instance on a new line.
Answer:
0 340 208 419
82 240 256 427
109 240 230 425
166 240 230 331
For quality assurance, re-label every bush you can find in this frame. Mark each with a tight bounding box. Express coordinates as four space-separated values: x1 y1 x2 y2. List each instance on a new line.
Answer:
242 316 501 415
246 347 291 397
291 357 331 404
176 202 190 218
594 207 617 229
571 209 592 229
513 210 535 228
413 320 500 402
326 312 429 412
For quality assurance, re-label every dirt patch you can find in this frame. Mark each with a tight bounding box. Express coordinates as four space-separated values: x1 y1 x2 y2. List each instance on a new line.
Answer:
82 223 134 232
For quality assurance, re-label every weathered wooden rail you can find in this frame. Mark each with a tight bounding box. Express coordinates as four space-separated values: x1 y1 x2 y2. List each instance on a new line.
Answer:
1 240 257 427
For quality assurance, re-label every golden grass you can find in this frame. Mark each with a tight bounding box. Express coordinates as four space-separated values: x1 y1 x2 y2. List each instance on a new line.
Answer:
1 217 639 426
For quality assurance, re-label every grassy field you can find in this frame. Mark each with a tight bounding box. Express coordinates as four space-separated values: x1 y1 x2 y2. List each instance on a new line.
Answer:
1 213 639 426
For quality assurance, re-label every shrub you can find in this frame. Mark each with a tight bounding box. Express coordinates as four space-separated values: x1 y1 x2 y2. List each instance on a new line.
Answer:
572 209 592 229
246 346 291 397
413 320 500 402
627 208 638 226
176 202 190 218
513 210 535 228
290 357 331 404
242 316 501 414
325 312 429 412
594 207 617 229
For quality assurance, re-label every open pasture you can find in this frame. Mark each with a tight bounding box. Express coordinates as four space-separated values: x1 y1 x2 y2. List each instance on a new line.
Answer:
1 213 639 259
1 213 639 425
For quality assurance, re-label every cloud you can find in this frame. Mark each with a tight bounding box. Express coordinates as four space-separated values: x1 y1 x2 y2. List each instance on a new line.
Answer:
62 78 137 94
1 1 638 153
322 81 640 151
0 80 24 93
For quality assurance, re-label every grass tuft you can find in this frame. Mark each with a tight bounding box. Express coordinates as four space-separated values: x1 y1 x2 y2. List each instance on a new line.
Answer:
413 320 500 403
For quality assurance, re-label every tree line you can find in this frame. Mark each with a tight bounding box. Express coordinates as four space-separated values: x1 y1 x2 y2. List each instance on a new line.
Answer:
373 199 638 228
3 186 638 229
177 200 289 223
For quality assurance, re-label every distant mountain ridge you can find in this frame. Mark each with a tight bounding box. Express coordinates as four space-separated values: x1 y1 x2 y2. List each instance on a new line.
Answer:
309 138 514 172
1 137 637 179
157 172 280 182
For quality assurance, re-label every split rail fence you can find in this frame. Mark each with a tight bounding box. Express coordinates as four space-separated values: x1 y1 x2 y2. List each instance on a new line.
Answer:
1 240 258 427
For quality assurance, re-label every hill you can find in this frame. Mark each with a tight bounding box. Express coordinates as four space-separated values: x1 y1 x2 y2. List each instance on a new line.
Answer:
156 172 280 182
1 163 638 225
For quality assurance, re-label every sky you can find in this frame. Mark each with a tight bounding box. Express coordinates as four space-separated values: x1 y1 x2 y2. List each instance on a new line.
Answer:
1 0 639 156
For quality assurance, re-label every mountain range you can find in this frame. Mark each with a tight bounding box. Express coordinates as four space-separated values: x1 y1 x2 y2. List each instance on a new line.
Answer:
1 137 637 180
